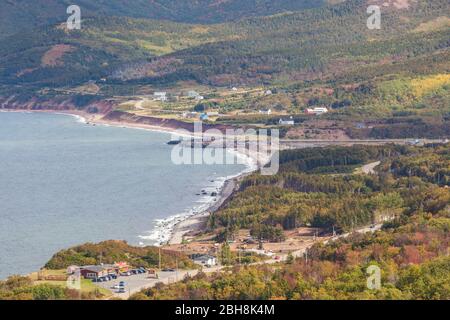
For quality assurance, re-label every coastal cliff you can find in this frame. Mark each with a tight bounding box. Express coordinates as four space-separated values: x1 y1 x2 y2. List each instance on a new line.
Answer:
0 95 115 114
0 95 233 133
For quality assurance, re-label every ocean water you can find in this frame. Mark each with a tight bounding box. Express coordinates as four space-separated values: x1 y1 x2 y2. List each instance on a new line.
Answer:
0 112 249 279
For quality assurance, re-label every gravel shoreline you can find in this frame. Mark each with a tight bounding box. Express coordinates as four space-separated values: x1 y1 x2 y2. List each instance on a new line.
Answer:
168 172 251 244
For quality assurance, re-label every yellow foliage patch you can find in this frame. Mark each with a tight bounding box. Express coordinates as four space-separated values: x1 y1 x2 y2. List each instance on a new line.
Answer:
410 74 450 98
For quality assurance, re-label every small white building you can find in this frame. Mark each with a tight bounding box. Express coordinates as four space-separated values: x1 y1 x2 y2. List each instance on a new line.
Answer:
154 92 167 102
265 90 272 95
259 109 272 115
279 117 295 125
187 90 199 98
187 90 204 101
207 111 219 117
306 107 328 115
192 254 217 267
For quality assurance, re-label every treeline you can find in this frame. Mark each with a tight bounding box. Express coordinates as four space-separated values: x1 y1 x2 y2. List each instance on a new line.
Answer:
208 144 450 240
132 210 450 300
389 144 450 186
130 143 450 300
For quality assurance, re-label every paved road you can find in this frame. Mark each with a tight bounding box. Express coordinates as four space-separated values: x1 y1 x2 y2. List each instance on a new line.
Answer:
98 224 384 299
98 270 199 299
280 138 445 149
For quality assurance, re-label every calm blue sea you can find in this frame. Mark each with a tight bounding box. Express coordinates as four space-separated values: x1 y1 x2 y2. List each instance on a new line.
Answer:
0 112 247 279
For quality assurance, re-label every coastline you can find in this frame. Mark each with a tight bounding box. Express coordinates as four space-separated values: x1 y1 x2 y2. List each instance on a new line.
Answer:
90 113 261 245
166 164 255 245
0 108 261 246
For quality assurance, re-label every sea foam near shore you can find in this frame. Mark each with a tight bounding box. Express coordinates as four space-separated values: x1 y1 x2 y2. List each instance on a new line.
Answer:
68 110 259 246
2 109 258 246
138 148 258 245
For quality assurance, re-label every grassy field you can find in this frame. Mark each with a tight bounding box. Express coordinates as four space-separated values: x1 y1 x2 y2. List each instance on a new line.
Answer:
29 269 112 299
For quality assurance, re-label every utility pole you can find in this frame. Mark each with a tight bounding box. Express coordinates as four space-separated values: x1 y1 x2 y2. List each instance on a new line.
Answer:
176 258 178 281
159 247 161 270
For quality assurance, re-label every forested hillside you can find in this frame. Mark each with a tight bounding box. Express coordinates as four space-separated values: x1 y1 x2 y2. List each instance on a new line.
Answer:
0 0 448 88
0 0 329 37
209 144 450 240
131 143 450 300
0 0 448 126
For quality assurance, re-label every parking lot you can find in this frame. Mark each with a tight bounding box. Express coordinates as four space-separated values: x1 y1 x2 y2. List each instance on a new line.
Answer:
96 269 199 299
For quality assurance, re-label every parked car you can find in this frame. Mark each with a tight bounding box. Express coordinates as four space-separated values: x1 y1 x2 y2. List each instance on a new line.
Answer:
162 268 176 272
118 287 126 294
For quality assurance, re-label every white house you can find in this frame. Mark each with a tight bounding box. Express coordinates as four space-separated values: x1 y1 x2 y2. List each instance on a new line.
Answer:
259 109 272 115
192 254 217 267
306 107 328 115
187 90 204 101
187 90 199 98
154 92 167 102
279 117 295 125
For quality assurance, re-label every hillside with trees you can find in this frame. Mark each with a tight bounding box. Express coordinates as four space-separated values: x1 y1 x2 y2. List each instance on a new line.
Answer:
130 143 450 300
1 0 448 87
44 240 196 270
209 144 449 242
0 0 448 127
0 0 330 38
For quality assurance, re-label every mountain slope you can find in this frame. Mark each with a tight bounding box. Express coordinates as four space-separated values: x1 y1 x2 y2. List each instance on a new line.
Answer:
0 0 329 37
1 0 447 87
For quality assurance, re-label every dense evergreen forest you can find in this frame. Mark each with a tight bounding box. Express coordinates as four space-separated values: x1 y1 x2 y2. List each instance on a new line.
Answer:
131 143 450 300
209 144 449 241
